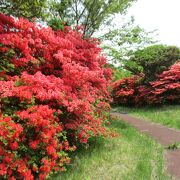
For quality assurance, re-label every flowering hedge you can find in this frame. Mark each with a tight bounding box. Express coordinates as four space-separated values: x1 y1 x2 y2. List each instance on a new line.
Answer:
112 61 180 105
0 14 112 179
145 61 180 104
111 76 140 105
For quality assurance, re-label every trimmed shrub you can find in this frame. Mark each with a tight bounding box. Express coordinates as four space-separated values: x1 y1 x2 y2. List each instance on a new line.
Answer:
0 14 112 179
126 45 180 82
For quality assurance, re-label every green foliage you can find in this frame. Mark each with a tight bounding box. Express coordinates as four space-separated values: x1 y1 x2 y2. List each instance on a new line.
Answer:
167 143 180 150
126 45 180 82
101 17 157 64
47 18 67 31
113 69 132 81
0 0 137 37
48 0 137 36
0 46 16 80
53 119 167 180
0 0 47 19
110 64 132 81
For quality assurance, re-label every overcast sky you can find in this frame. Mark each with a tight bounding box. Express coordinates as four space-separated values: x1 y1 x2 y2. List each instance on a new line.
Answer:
126 0 180 46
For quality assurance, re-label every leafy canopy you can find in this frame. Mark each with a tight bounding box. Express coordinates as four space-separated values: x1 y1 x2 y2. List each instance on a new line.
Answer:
0 0 47 20
126 44 180 82
1 0 137 37
100 17 157 64
48 0 137 36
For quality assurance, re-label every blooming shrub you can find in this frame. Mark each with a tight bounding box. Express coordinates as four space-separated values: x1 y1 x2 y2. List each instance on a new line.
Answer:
0 14 112 179
146 61 180 104
112 61 180 105
111 76 140 105
126 45 180 82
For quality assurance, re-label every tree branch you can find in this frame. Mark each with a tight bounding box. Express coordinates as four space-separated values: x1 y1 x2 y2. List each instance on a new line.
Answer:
83 0 96 35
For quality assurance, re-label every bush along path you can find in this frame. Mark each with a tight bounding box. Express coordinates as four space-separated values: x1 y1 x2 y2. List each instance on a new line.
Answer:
112 112 180 179
0 14 112 179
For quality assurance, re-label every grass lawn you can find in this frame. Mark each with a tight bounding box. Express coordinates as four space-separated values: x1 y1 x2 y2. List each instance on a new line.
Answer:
52 118 169 180
113 105 180 130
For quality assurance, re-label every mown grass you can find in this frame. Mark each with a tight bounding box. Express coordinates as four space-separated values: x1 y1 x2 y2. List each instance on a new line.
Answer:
52 118 169 180
114 105 180 130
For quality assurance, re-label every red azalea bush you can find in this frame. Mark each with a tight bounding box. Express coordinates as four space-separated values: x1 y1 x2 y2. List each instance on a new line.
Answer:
111 76 140 105
145 61 180 104
0 14 112 179
112 61 180 105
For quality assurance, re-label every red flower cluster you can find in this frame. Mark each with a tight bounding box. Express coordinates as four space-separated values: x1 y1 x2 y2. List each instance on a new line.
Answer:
0 14 111 179
145 61 180 104
112 76 140 105
112 61 180 105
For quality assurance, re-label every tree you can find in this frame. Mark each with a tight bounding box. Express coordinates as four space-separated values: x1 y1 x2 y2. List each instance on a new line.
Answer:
100 17 157 65
126 45 180 82
109 64 132 81
0 0 137 37
0 0 47 20
48 0 137 36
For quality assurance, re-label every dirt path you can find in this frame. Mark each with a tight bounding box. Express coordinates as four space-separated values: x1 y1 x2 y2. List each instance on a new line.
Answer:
112 112 180 179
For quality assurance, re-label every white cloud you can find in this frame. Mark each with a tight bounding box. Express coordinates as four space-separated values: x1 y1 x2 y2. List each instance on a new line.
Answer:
127 0 180 46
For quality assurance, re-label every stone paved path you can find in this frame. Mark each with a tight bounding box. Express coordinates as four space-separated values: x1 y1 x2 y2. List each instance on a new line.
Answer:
112 112 180 179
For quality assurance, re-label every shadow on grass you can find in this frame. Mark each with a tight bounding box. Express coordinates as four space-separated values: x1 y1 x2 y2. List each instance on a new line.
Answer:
109 118 129 130
51 120 129 180
51 118 168 180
